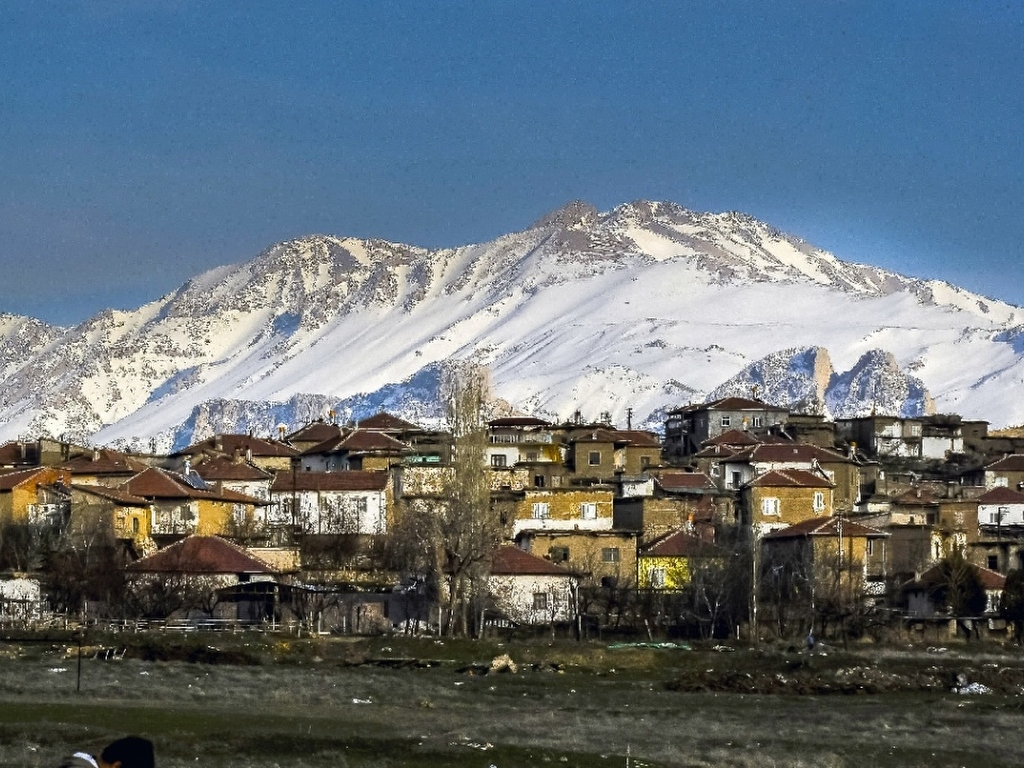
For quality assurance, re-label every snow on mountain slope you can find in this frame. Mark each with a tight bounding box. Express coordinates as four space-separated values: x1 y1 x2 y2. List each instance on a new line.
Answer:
1 199 1022 450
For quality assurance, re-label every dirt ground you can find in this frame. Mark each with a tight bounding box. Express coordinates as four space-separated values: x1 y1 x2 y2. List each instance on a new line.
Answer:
1 632 1024 768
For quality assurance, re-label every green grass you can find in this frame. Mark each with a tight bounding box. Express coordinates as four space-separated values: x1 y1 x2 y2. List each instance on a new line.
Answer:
1 635 1024 767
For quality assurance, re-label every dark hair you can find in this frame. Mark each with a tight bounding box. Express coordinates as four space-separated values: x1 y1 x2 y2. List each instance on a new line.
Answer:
100 737 154 768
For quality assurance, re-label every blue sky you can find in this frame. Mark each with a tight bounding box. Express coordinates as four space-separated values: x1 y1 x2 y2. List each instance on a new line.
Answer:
3 2 1023 325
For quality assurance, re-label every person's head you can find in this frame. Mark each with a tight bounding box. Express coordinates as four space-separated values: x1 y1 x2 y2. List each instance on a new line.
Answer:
97 737 154 768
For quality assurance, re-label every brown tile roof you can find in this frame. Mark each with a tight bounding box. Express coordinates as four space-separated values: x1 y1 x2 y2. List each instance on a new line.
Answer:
673 397 787 414
489 417 553 428
641 530 723 557
357 412 423 432
609 430 662 447
986 454 1024 472
127 536 275 575
656 472 716 492
490 546 572 576
692 444 742 459
910 561 1005 591
173 434 298 459
120 467 197 499
746 469 833 489
303 429 409 456
977 487 1024 505
891 488 942 505
570 428 621 444
191 456 273 482
71 483 150 507
119 467 265 505
0 467 52 491
763 516 888 539
704 429 762 447
60 449 149 476
0 441 40 466
285 422 345 444
271 470 389 493
732 443 852 464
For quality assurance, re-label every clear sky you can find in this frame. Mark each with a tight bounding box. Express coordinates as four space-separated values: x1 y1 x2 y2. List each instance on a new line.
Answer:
3 2 1023 325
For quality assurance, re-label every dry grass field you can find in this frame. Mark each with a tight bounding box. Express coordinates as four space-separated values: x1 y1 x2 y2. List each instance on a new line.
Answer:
1 633 1023 768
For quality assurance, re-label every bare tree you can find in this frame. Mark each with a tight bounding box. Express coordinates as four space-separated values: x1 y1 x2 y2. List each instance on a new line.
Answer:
384 361 501 636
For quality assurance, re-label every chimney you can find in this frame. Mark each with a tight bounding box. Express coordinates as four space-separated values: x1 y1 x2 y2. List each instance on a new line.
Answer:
92 448 100 462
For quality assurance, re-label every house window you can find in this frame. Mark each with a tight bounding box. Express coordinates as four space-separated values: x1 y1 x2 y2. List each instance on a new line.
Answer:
866 539 874 556
526 451 538 462
131 517 139 534
988 555 999 571
761 497 781 516
730 471 741 489
640 455 651 469
710 463 720 477
648 567 666 588
588 451 601 466
720 415 731 428
580 502 598 520
995 476 1009 488
533 592 548 611
548 546 569 562
491 454 507 468
531 502 550 519
534 474 545 488
601 547 620 563
752 415 763 428
813 492 825 511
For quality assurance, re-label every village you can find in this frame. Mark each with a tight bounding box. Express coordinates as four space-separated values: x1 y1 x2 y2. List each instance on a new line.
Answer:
2 391 1024 645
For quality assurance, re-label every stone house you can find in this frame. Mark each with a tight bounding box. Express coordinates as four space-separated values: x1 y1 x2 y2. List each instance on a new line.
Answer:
664 397 789 458
741 469 835 538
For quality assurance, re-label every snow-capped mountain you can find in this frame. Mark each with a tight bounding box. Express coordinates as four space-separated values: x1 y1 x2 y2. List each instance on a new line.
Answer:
1 199 1022 451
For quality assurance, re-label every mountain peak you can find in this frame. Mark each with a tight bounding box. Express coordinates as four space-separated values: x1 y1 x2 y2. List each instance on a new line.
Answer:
529 200 599 230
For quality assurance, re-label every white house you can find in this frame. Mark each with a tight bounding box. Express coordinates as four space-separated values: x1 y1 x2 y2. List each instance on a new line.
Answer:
487 546 577 625
270 470 389 535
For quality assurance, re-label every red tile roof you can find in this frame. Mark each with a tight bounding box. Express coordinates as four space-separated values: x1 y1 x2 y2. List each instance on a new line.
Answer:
746 469 833 489
271 470 389 493
490 546 572 576
640 530 722 557
763 516 888 539
127 536 275 575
